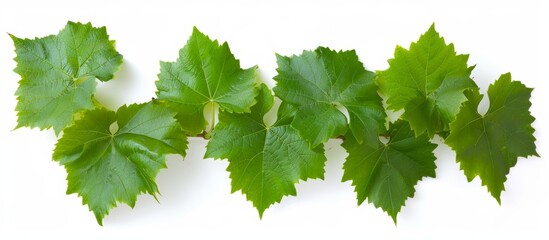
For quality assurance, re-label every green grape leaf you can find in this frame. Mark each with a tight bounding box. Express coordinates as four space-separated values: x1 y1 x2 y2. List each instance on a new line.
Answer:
53 102 187 225
377 24 477 138
273 47 386 147
10 21 123 133
445 73 538 202
342 119 437 223
156 27 258 135
205 84 326 217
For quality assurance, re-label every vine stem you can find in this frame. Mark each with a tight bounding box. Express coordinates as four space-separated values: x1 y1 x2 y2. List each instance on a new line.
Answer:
69 97 113 125
91 97 112 111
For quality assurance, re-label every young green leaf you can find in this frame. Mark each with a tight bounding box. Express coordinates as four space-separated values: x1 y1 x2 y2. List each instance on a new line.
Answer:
273 47 386 147
10 21 123 133
156 27 258 135
377 24 477 138
342 119 437 223
205 84 326 217
53 102 187 225
445 73 537 202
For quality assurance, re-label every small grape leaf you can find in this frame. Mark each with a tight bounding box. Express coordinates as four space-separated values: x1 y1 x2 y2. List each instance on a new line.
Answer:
445 73 538 202
377 24 477 138
10 21 123 133
205 84 326 217
156 27 258 135
342 119 437 223
273 47 386 147
53 102 187 225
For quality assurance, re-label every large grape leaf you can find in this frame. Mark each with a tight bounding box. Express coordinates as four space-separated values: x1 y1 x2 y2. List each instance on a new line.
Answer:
205 84 326 217
10 21 123 133
377 24 477 138
53 102 187 225
273 47 386 147
445 73 538 202
342 119 437 223
156 27 258 135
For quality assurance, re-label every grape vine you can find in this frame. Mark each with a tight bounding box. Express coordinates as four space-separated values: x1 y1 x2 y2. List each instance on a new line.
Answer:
9 21 538 225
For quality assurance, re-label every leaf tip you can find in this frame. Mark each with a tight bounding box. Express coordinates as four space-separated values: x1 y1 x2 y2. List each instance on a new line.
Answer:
274 52 289 64
489 189 502 205
426 22 438 35
152 192 161 204
391 214 398 225
356 196 366 207
467 64 476 73
257 208 265 220
191 26 205 38
492 189 505 206
94 212 105 226
12 121 23 132
8 32 20 42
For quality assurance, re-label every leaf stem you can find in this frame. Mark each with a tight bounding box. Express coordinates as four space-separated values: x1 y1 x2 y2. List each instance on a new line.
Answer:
203 101 216 139
210 101 215 132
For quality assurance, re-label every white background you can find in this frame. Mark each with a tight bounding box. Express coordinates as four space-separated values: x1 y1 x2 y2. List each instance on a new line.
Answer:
1 0 547 239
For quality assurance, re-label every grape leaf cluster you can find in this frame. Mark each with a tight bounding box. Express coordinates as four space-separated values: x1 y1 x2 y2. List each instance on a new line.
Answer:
10 22 537 225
